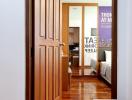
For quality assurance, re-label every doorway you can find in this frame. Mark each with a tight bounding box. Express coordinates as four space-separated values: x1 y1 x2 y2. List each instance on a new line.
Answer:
61 1 116 100
25 0 117 99
69 27 80 68
62 3 98 77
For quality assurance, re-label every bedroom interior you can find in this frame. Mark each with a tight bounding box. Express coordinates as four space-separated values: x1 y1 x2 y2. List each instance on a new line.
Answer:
62 0 113 99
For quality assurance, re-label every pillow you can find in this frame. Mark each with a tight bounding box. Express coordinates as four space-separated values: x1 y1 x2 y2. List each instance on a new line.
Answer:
105 50 111 62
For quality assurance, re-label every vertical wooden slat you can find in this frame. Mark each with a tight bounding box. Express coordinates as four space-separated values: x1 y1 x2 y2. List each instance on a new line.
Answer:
55 47 59 97
40 0 46 37
34 0 40 99
82 6 84 67
46 0 49 39
55 0 60 40
35 47 40 100
112 0 117 98
49 0 54 39
48 47 54 100
46 46 49 100
26 0 34 99
54 1 60 98
59 0 62 99
40 47 46 100
62 4 69 56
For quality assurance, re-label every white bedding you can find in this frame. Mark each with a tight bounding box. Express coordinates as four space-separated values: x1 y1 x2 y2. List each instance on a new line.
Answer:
90 53 97 70
100 61 111 84
90 58 97 72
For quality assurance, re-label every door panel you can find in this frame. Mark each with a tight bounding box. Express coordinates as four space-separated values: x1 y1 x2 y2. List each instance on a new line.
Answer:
40 0 46 37
54 47 60 99
34 0 61 100
48 0 54 39
40 47 46 100
46 0 49 39
48 47 54 100
54 0 60 40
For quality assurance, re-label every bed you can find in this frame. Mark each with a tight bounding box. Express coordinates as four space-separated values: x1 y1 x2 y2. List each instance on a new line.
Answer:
90 57 97 72
100 61 111 84
100 50 112 84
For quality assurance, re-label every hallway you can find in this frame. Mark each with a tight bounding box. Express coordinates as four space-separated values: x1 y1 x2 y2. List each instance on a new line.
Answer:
62 77 111 100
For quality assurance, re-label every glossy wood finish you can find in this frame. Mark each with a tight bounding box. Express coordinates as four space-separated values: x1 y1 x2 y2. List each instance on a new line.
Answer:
82 6 84 66
112 0 117 98
26 0 30 99
62 56 70 91
62 4 69 56
26 0 33 100
71 67 96 76
62 77 111 100
34 0 61 100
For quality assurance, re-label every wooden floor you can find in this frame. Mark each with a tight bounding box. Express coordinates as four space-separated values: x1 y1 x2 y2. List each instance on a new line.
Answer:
71 66 95 76
62 76 111 100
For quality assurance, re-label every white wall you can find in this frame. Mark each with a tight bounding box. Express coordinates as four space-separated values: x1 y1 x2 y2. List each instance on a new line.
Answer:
0 0 25 100
125 0 132 99
118 0 132 99
118 0 127 99
84 6 97 66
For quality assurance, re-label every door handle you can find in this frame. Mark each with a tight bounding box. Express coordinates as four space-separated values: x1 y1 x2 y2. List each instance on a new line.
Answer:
59 43 65 46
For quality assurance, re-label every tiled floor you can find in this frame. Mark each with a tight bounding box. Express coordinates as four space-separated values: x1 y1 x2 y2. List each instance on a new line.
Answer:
62 77 111 100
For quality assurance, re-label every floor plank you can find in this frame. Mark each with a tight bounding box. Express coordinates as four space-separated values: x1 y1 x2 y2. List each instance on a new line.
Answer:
62 77 111 100
71 66 95 76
